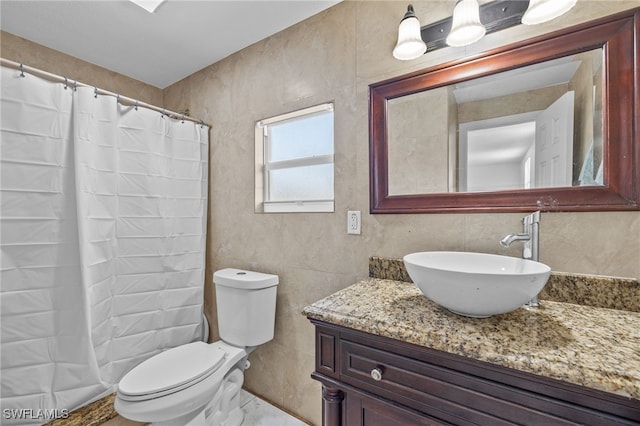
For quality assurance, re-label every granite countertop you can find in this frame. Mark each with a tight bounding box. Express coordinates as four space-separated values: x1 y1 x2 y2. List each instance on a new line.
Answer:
303 277 640 401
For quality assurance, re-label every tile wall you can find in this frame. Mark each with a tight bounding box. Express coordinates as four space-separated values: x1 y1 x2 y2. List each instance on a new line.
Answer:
0 31 163 106
2 1 639 424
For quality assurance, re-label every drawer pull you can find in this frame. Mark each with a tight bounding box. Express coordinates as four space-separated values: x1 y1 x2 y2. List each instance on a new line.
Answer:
370 367 383 381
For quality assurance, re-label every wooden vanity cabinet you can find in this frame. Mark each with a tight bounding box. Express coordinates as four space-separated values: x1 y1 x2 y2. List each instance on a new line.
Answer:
310 320 640 426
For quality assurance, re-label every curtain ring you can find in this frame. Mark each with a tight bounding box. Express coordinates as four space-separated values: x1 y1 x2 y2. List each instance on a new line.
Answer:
64 77 68 90
135 101 139 111
94 87 98 98
199 120 204 128
161 109 166 118
181 115 185 124
19 64 25 77
73 80 77 92
116 94 120 104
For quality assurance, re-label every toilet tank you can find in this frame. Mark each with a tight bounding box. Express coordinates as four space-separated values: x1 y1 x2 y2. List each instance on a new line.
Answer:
213 268 279 347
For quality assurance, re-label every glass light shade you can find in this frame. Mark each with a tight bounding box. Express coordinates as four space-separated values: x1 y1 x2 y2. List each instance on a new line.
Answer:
393 5 427 60
522 0 577 25
445 0 486 47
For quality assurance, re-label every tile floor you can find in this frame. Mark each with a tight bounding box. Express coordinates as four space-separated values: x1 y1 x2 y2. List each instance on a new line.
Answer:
240 390 309 426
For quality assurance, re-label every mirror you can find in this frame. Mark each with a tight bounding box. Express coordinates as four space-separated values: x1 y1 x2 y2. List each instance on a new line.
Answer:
370 10 638 213
387 49 603 195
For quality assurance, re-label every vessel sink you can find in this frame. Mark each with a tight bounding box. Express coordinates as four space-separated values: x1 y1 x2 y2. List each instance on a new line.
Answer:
403 251 551 318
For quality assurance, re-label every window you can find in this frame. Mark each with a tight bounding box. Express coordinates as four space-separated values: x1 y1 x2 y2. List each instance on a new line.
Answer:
255 103 334 213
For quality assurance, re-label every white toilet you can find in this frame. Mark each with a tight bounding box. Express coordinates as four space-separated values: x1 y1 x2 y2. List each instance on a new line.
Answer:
114 268 279 426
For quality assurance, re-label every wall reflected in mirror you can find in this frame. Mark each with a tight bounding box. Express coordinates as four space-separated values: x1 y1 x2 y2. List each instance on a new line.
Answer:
387 48 603 195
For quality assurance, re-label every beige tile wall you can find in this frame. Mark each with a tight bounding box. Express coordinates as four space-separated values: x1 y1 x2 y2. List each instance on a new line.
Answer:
2 1 638 425
163 2 639 424
1 31 163 106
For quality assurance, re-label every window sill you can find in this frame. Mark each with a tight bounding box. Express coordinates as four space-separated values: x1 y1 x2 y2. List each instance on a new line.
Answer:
262 200 334 213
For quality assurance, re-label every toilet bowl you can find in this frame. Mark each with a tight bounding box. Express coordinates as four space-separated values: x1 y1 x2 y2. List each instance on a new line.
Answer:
115 341 247 425
115 268 278 426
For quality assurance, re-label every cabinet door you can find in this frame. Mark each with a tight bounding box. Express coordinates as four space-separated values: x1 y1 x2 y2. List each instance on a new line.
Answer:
316 324 339 379
345 391 448 426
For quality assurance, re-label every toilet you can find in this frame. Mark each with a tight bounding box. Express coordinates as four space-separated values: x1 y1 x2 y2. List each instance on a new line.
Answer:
114 268 279 426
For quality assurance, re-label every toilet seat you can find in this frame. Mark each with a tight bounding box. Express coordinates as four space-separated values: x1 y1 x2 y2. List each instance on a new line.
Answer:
118 341 226 402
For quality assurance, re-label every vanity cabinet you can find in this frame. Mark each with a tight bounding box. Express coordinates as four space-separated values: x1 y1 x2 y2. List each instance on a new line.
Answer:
310 320 640 426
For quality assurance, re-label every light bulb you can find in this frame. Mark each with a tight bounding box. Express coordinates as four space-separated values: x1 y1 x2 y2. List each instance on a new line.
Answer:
446 0 486 47
522 0 577 25
393 5 427 60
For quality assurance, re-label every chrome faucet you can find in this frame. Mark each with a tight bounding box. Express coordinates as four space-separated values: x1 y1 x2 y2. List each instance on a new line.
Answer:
500 211 541 307
500 233 531 247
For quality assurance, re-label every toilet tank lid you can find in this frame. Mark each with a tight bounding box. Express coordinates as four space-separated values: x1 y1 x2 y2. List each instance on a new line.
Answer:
214 268 279 289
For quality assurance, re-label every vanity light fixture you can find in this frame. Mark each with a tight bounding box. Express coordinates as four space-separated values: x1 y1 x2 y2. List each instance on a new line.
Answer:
393 0 577 59
522 0 578 25
392 4 428 61
446 0 486 47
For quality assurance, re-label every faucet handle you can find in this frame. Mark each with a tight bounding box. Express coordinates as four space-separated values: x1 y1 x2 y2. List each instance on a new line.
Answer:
523 210 541 226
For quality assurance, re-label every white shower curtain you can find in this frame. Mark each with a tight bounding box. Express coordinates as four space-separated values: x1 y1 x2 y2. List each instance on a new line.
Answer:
0 66 208 424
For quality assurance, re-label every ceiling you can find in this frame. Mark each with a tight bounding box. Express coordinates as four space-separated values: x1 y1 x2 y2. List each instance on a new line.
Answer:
452 55 582 104
0 0 340 88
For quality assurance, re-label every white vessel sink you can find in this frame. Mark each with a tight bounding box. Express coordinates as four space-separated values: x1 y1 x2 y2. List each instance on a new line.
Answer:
403 251 551 318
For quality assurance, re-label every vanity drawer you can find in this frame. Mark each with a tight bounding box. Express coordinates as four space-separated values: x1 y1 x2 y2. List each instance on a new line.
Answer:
339 338 633 426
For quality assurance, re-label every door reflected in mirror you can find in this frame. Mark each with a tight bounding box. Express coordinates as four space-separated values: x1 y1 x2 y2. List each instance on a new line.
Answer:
387 48 603 195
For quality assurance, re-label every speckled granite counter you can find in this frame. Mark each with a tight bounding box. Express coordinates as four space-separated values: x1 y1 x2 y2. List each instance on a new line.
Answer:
303 278 640 401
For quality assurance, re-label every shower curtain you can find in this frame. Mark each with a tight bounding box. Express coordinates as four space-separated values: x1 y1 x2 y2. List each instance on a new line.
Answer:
0 66 208 424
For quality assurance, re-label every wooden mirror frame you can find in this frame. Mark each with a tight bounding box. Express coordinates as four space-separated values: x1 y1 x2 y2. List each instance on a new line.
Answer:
370 9 639 214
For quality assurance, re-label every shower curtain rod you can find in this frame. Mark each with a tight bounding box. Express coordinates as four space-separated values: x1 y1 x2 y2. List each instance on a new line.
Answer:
1 58 210 128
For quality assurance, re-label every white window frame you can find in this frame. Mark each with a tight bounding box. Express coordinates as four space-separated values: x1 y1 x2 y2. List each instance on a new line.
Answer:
255 103 334 213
